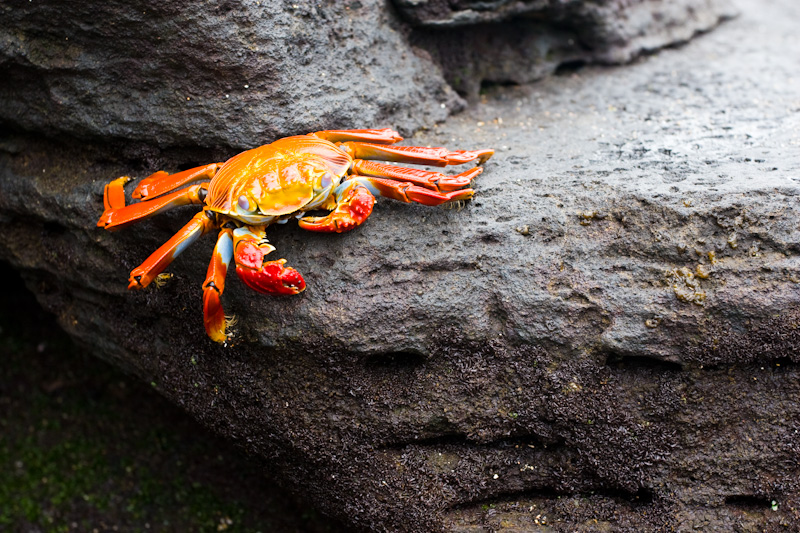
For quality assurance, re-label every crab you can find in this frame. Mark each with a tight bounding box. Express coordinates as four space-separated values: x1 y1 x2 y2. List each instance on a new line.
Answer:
98 128 493 343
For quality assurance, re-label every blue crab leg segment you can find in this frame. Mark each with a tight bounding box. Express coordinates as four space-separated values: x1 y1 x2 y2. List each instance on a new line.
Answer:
128 211 216 290
298 181 375 233
339 142 494 167
233 227 306 295
203 227 234 343
310 128 403 144
98 183 208 230
132 163 223 200
346 176 473 206
351 159 484 192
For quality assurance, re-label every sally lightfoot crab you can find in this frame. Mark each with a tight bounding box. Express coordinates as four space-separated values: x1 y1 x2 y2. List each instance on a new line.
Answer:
98 128 493 343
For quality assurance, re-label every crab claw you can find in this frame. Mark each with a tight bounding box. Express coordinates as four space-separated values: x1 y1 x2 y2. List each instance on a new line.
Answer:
234 240 306 295
298 184 375 233
236 260 306 295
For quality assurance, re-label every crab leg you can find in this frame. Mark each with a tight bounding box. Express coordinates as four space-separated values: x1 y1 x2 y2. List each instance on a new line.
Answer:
132 163 223 200
103 176 132 211
339 142 494 167
351 159 484 192
298 181 375 233
233 227 306 295
310 128 403 144
128 211 216 290
98 183 208 230
345 176 473 206
203 227 234 343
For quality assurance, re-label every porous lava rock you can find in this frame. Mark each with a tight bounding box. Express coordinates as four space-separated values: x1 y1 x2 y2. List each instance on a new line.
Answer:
1 0 799 531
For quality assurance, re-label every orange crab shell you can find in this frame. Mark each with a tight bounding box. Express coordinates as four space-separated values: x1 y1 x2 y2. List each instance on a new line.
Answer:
205 136 353 217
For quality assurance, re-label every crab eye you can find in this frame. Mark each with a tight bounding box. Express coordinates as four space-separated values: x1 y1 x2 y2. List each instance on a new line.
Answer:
238 194 254 212
320 171 334 189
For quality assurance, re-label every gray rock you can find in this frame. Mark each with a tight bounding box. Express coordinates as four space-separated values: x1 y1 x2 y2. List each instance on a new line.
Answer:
2 0 799 531
407 0 738 96
0 0 735 148
0 0 461 149
394 0 735 33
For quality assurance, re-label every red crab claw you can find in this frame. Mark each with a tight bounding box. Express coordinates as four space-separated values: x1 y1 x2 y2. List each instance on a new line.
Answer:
298 184 375 233
234 240 306 295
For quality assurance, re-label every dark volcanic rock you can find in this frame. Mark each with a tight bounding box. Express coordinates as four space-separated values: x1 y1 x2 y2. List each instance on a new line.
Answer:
0 0 735 147
2 0 799 531
406 0 738 96
394 0 734 32
0 0 461 148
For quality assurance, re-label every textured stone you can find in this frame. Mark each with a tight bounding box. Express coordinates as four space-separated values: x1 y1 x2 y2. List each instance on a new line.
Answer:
0 0 461 149
0 0 736 148
2 0 799 531
407 0 738 96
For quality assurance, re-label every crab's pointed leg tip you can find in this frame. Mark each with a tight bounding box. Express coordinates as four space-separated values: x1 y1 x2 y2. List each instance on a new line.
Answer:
203 288 228 343
127 275 145 291
478 149 495 163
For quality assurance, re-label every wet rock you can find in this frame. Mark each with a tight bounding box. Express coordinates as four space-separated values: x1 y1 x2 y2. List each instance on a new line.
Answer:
1 0 799 531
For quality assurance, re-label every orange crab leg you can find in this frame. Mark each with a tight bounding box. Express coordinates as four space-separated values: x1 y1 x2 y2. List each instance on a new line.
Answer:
203 227 234 343
351 159 484 192
310 128 403 144
98 183 208 230
346 177 473 206
298 181 375 233
339 142 494 167
233 227 306 295
128 211 216 290
132 163 223 200
103 176 132 211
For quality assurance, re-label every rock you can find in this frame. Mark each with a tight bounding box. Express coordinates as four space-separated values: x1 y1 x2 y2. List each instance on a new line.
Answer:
0 0 735 148
2 0 799 531
0 0 461 149
406 0 738 96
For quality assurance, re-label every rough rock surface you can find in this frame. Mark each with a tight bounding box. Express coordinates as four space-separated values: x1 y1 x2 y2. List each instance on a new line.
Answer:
394 0 734 31
407 0 738 96
0 0 460 148
2 0 800 531
0 0 734 147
